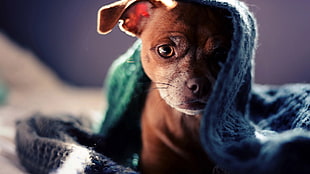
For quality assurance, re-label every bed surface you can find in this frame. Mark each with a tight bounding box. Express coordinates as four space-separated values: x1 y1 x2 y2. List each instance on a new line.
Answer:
0 32 105 173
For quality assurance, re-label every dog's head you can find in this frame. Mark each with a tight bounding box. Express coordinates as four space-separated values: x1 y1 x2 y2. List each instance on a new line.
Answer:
98 0 232 115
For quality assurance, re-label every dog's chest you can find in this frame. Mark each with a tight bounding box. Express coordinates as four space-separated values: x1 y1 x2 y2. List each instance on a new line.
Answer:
140 84 214 174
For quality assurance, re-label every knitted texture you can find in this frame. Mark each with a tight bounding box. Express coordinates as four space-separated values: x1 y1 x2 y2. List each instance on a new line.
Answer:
15 0 310 173
16 114 139 174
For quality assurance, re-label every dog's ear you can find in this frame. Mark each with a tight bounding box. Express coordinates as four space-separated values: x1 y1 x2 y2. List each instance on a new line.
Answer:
97 0 129 35
97 0 154 36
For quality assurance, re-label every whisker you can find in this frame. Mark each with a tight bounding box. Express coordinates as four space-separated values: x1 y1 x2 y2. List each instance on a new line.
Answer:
154 82 176 88
136 81 152 85
151 87 168 90
145 87 168 93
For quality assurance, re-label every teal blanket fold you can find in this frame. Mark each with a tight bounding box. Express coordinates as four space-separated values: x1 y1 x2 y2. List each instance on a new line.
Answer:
15 0 310 173
99 40 151 166
0 79 8 105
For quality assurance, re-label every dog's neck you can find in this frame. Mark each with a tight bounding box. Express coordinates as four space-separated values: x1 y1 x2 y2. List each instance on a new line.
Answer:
141 83 213 174
143 83 201 141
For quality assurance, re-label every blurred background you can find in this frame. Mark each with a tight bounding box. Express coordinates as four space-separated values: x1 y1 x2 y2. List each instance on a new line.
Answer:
0 0 309 87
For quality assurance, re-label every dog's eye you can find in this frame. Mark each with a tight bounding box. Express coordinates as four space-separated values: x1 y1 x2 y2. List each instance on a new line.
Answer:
212 47 228 63
157 45 175 58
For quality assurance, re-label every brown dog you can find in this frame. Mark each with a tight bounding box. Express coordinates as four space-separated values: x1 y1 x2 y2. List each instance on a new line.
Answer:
98 0 232 173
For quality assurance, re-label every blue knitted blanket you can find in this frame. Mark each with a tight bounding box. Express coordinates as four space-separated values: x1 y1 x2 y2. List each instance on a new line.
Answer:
15 0 310 173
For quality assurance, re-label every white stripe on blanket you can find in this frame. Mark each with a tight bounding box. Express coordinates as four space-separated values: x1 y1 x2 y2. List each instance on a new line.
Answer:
51 145 92 174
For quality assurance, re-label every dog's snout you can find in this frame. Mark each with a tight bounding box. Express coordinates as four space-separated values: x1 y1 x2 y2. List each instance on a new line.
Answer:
187 79 200 94
186 78 210 97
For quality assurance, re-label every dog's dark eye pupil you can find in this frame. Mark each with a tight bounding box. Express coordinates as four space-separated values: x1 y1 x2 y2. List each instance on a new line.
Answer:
157 45 174 58
213 48 228 63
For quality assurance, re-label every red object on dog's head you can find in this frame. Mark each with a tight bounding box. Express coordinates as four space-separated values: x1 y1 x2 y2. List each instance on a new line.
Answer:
135 2 150 17
121 1 151 35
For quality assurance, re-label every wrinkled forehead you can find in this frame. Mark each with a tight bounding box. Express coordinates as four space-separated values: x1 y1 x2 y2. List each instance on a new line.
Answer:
143 1 233 41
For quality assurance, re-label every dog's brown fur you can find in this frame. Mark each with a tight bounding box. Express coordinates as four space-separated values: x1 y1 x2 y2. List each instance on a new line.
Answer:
98 0 232 173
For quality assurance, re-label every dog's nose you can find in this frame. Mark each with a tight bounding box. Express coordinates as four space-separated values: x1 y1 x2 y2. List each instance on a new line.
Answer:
186 78 210 97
